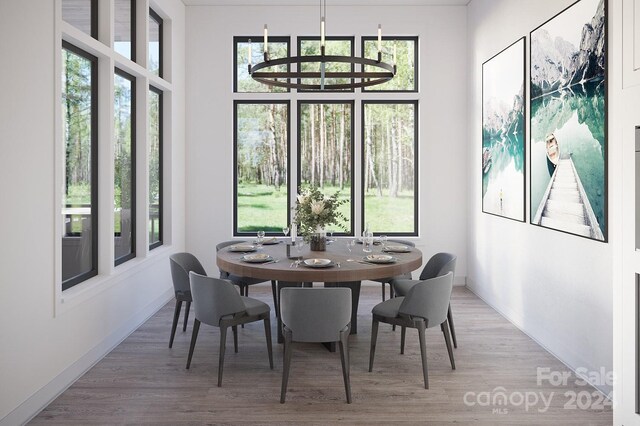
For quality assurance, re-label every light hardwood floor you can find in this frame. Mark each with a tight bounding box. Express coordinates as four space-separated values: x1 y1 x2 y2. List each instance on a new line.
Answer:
32 285 612 425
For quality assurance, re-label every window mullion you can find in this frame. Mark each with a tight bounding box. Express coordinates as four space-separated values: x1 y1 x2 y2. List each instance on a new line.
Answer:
98 56 116 275
137 78 150 255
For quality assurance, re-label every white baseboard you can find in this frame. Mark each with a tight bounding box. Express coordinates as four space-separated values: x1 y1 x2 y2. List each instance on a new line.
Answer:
0 289 173 426
465 278 612 399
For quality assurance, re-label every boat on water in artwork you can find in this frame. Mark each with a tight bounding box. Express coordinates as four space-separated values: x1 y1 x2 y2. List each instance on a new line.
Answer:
545 133 559 172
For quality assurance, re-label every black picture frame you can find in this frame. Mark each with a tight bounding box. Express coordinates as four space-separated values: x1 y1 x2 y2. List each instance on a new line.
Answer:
529 0 607 242
481 37 526 222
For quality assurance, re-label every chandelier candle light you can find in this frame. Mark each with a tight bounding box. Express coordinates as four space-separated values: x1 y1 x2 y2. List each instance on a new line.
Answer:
248 0 396 90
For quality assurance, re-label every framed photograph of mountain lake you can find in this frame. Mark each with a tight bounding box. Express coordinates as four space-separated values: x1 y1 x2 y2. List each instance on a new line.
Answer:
482 37 526 222
530 0 607 242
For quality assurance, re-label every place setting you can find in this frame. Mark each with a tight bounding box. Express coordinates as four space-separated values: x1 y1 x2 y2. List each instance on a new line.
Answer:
239 253 279 265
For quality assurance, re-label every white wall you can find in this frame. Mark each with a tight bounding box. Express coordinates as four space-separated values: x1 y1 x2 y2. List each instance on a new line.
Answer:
466 0 613 396
0 0 185 424
185 5 469 282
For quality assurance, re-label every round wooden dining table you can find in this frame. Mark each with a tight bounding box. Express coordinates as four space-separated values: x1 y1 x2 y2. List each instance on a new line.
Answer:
216 239 422 345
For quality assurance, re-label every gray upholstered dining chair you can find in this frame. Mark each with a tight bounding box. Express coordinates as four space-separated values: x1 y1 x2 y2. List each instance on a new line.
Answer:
186 272 274 387
369 272 455 389
280 288 352 404
168 252 207 348
216 240 279 314
391 252 458 348
370 239 416 301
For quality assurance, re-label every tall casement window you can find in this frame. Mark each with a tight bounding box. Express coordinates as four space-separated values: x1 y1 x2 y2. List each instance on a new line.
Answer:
114 0 135 60
149 86 163 249
234 101 290 235
234 36 290 93
114 69 136 265
61 42 98 290
298 101 354 234
62 0 98 39
59 4 172 293
362 101 418 235
361 36 418 92
297 37 354 92
148 8 163 77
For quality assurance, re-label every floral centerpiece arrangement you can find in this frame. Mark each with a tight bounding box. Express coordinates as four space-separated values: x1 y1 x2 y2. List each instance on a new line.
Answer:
294 185 347 251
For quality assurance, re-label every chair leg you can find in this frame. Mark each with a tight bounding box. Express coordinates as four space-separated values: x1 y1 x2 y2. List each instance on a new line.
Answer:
218 326 227 387
447 304 457 348
339 327 352 404
169 300 183 348
271 280 279 317
368 317 379 372
443 319 456 370
264 317 274 369
389 284 394 299
183 301 191 332
186 319 200 369
381 283 386 301
400 326 406 354
280 328 293 403
416 319 429 389
232 325 238 353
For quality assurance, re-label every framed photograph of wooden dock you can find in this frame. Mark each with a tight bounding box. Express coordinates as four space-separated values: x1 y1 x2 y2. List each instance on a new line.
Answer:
529 0 607 242
482 38 526 222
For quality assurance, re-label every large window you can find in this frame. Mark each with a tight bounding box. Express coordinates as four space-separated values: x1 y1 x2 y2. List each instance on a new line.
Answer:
61 42 98 290
362 36 418 92
234 36 290 93
232 36 418 237
114 0 135 60
234 101 290 235
149 86 163 249
297 37 354 92
62 0 97 39
114 69 136 265
149 8 162 77
298 101 354 234
362 101 418 235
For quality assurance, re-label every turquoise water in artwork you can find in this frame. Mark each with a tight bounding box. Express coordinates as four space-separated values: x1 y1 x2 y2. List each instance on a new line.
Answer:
530 80 605 234
482 131 525 219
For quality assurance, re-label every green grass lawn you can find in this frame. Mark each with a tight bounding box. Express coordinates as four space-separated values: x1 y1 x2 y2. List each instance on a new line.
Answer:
237 183 414 234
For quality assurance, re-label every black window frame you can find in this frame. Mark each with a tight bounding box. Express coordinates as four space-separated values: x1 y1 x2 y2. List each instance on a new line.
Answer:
361 100 419 237
149 85 163 250
62 40 99 291
149 7 163 78
361 36 418 93
233 100 291 237
296 36 355 93
233 36 291 93
114 67 137 266
114 0 136 62
297 100 355 236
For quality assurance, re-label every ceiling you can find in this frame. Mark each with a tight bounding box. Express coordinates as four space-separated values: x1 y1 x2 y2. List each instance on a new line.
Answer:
183 0 470 6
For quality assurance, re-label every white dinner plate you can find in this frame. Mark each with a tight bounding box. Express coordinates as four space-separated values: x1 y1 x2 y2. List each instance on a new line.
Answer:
228 244 257 252
383 245 411 253
303 258 334 268
240 253 273 263
364 254 396 264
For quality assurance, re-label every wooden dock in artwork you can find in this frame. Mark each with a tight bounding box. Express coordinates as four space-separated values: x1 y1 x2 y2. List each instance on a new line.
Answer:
533 154 604 240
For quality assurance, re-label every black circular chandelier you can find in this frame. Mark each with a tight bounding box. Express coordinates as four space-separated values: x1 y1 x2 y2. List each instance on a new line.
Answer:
247 1 396 91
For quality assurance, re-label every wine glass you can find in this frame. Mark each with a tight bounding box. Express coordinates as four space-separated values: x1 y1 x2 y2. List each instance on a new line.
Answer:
379 235 388 251
346 238 356 261
328 229 335 242
257 230 265 248
294 237 305 265
282 226 290 237
363 231 373 253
